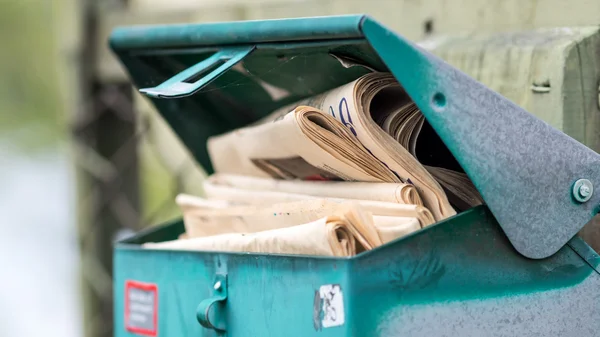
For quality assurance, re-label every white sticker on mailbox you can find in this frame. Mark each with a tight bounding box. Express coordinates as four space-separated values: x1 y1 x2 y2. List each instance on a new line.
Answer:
314 284 345 330
125 280 158 336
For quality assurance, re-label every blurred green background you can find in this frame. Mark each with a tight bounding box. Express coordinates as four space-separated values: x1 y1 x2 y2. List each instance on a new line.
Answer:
1 1 599 337
0 1 65 152
0 1 80 337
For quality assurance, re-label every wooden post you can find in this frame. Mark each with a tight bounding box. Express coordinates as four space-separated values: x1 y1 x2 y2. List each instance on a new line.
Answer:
74 1 139 336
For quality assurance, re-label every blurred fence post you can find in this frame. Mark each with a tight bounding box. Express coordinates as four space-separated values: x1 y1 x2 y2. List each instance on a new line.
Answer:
73 1 139 337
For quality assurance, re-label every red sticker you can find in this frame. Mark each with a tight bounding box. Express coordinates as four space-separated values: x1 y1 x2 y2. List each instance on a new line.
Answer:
125 280 158 336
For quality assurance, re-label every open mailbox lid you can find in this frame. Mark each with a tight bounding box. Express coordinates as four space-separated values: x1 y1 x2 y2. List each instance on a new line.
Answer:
110 15 600 260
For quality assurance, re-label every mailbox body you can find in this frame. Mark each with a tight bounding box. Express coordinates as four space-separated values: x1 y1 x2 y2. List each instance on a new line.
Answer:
111 15 600 337
115 207 600 336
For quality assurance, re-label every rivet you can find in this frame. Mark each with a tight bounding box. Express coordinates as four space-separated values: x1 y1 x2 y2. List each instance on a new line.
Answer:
214 281 222 290
431 92 446 111
580 185 591 197
573 179 594 203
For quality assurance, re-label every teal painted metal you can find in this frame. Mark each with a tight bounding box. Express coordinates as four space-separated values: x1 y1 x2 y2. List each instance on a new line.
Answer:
112 39 377 172
360 17 600 259
196 274 227 331
572 178 594 203
139 46 255 98
110 14 600 336
109 15 365 50
114 206 600 336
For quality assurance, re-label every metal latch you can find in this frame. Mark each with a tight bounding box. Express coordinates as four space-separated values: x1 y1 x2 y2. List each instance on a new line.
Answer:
140 46 255 99
196 274 228 332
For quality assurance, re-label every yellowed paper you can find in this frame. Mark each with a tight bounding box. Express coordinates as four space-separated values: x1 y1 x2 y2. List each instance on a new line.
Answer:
144 217 354 256
196 182 435 226
372 216 421 244
205 173 423 206
144 206 378 257
426 166 484 208
208 106 399 183
176 196 428 241
261 73 456 221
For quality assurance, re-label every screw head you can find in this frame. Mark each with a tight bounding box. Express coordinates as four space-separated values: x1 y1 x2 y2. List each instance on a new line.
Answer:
573 179 594 203
579 185 591 197
213 281 222 290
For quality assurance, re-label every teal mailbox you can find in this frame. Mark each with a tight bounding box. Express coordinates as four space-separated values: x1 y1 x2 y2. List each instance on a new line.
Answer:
110 15 600 336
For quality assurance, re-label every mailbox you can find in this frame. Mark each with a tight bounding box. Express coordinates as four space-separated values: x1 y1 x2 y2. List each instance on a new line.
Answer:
110 15 600 337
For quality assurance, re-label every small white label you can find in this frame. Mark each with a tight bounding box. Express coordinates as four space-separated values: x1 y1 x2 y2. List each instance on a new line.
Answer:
125 281 157 336
319 284 345 328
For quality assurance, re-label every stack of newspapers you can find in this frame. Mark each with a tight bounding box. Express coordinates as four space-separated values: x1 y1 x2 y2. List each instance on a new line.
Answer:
144 72 483 257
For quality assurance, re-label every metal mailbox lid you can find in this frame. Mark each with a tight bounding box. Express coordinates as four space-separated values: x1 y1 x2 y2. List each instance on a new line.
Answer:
110 14 381 171
110 15 600 260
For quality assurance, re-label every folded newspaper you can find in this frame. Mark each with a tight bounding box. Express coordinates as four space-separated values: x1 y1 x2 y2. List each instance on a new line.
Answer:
176 192 433 236
209 72 482 221
208 105 400 183
204 173 423 206
145 199 423 257
144 72 484 257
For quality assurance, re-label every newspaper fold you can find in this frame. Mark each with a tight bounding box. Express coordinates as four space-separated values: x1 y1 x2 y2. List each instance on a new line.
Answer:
205 173 423 206
427 166 483 210
144 215 357 257
175 195 427 240
146 199 424 256
208 105 400 183
198 184 434 228
229 73 457 220
376 101 483 209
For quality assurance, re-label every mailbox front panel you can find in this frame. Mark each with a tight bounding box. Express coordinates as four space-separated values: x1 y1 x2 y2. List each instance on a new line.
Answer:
114 208 600 337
